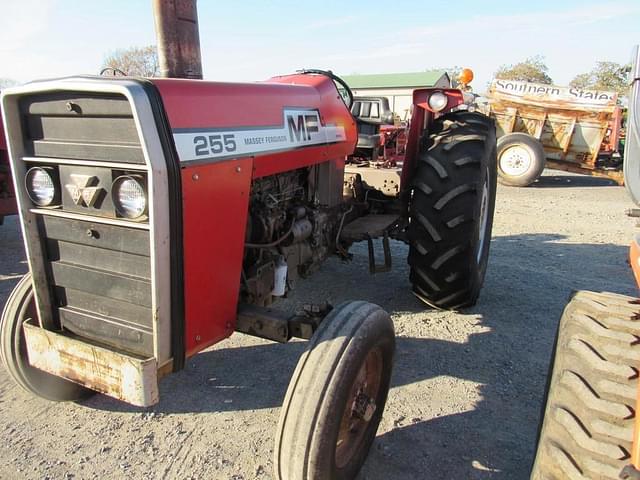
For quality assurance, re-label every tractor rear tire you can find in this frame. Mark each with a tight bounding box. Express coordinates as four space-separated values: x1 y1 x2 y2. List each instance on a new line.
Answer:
497 132 545 187
531 291 640 480
0 274 92 402
274 301 395 480
407 111 497 310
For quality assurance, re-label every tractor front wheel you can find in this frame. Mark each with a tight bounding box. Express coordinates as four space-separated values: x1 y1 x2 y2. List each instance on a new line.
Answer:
0 274 92 402
407 111 497 310
274 301 395 480
531 291 640 479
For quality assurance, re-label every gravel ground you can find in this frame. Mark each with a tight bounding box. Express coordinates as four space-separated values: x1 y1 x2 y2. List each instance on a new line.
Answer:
0 170 636 480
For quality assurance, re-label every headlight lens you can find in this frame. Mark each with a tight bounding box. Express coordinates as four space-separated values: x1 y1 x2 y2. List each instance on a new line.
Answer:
26 167 56 206
112 175 147 219
428 91 449 112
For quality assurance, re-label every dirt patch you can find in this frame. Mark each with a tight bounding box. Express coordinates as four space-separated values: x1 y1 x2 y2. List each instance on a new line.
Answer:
0 171 635 479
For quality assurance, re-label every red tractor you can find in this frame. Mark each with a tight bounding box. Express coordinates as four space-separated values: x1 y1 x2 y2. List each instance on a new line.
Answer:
0 104 18 224
0 4 497 479
349 95 408 167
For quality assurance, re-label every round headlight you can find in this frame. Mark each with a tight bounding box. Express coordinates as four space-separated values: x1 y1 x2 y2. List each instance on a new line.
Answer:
112 175 147 219
427 91 448 112
25 167 56 206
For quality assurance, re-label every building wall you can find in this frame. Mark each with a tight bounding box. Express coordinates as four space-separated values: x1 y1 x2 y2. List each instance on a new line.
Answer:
351 77 451 119
351 87 414 119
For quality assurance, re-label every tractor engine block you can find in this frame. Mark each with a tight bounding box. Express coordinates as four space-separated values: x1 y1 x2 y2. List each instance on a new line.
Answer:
241 167 338 306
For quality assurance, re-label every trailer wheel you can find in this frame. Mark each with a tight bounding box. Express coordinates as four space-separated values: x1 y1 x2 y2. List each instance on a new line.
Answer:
531 291 639 480
274 301 395 480
407 111 497 310
497 132 545 186
0 274 92 402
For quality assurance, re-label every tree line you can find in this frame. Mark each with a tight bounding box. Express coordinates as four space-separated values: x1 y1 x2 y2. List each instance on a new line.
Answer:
493 55 630 96
1 47 632 97
103 47 630 97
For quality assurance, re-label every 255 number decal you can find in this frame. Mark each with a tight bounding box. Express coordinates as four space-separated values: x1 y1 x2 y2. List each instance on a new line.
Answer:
194 134 237 156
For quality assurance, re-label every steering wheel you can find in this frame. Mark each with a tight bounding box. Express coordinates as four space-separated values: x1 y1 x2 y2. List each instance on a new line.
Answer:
99 67 128 77
298 69 354 108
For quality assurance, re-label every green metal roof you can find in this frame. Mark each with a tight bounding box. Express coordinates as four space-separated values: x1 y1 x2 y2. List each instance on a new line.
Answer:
341 70 448 89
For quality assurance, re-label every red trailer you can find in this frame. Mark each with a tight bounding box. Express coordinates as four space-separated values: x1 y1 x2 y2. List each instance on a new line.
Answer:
0 105 17 224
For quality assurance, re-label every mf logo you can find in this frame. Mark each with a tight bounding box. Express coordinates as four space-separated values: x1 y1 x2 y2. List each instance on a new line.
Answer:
65 174 102 207
287 113 320 142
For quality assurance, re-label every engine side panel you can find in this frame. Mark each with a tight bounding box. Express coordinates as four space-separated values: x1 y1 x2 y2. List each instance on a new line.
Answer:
181 157 253 357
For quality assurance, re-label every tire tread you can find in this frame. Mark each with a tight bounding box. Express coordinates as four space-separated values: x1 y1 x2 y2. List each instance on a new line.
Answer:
531 291 640 480
407 111 497 310
274 301 395 480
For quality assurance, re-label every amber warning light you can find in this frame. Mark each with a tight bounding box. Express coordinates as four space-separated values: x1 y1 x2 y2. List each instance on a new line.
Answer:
458 68 474 86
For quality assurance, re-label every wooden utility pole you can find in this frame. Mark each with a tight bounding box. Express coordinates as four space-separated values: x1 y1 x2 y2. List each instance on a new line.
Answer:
152 0 202 79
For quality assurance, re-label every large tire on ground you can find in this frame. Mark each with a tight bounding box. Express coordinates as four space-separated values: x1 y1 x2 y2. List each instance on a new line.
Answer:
407 111 497 310
531 291 640 480
497 132 545 187
0 274 92 402
274 301 395 480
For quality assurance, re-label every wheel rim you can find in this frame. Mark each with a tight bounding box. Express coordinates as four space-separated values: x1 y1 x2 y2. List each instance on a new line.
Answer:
477 168 490 264
335 347 383 469
499 144 533 176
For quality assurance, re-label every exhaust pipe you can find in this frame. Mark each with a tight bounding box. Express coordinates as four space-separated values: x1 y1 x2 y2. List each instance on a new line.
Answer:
152 0 203 79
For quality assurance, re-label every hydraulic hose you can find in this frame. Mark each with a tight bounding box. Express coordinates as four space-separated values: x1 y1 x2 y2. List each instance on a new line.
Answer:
245 221 295 249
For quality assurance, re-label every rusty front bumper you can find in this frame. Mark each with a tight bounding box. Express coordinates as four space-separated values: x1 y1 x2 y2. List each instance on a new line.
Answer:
23 319 159 407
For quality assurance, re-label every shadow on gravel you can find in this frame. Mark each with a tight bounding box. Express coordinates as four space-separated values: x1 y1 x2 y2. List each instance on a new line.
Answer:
361 235 633 479
3 231 634 479
532 174 619 188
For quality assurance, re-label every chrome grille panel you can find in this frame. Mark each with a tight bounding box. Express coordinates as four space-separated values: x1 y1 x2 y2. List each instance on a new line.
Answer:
14 92 154 357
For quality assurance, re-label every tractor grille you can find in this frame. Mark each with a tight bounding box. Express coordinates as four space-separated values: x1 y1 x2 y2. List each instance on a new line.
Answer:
17 92 153 357
21 92 145 163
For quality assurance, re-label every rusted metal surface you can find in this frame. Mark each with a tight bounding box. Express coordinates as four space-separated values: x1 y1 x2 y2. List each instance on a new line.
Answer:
152 0 202 79
335 346 383 469
380 125 407 165
601 105 623 154
235 304 328 342
236 304 290 343
339 213 399 242
344 165 402 197
486 80 620 171
22 319 159 407
544 159 624 185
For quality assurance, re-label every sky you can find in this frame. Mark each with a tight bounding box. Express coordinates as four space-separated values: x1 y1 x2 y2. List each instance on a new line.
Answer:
0 0 639 93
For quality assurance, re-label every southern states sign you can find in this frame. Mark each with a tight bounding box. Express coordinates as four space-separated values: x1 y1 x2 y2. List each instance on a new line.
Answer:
489 79 617 110
172 108 347 164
